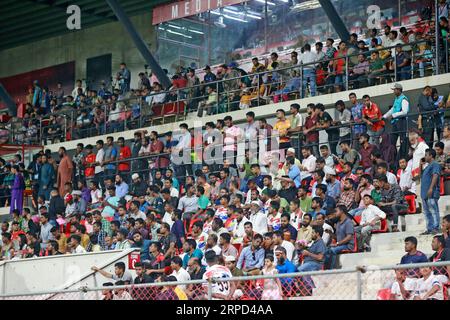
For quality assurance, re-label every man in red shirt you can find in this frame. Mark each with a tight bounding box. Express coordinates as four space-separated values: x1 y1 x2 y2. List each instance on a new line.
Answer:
362 94 385 147
359 133 379 174
303 103 319 158
149 131 169 171
117 137 131 183
83 144 96 185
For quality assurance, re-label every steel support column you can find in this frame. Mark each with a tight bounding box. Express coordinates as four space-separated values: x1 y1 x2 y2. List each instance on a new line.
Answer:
105 0 171 89
0 83 16 116
318 0 350 42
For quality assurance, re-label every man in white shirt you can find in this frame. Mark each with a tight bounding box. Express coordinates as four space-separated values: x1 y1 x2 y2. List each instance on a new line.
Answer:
408 130 429 203
390 269 417 300
376 162 398 185
356 195 386 251
72 79 86 98
170 256 191 290
177 184 198 214
299 43 318 97
272 230 295 261
94 139 105 187
232 208 249 244
300 147 317 183
70 235 86 254
398 158 416 195
249 201 268 235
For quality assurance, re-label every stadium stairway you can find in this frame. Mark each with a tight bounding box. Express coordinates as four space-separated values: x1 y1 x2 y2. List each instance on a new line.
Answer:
339 195 450 269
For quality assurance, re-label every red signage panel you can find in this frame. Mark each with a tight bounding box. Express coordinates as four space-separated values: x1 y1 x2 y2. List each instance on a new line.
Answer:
152 0 246 25
128 252 141 270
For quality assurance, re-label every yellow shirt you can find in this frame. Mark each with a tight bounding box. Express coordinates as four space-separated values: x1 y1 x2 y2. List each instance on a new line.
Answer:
174 286 188 300
274 119 291 143
56 234 68 254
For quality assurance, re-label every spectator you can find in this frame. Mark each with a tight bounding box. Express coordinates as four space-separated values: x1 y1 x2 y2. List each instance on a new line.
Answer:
356 194 386 251
420 149 442 235
92 262 132 284
236 233 265 275
361 94 384 147
383 83 410 161
325 205 355 269
400 236 428 277
297 225 327 271
297 213 313 243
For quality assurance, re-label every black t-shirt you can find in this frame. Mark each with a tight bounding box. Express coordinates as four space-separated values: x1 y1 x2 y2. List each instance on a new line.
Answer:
190 268 206 280
429 248 450 277
133 274 154 284
318 112 339 136
278 187 297 203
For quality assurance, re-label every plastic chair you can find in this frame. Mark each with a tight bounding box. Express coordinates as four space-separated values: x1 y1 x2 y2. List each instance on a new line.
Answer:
372 219 388 234
404 194 417 214
377 288 392 300
340 233 358 254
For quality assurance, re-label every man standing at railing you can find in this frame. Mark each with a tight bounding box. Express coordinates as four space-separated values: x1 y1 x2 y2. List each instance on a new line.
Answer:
57 147 73 198
299 44 318 98
383 83 410 161
117 63 131 94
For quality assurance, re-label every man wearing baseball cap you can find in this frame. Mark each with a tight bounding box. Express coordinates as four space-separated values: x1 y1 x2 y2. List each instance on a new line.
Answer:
383 83 410 160
203 65 216 84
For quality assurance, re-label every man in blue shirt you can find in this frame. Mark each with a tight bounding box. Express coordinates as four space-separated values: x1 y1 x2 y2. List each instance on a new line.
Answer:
182 239 203 269
298 225 327 272
132 231 151 262
275 246 297 295
114 174 129 199
400 236 428 278
325 205 355 269
285 156 301 188
250 164 265 189
421 149 442 235
236 234 265 275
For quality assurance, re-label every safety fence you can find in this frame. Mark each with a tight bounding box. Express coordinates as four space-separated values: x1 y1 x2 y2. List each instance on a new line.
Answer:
1 261 448 300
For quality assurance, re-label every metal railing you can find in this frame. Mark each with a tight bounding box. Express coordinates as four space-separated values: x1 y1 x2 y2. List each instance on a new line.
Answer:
0 261 448 300
6 33 450 146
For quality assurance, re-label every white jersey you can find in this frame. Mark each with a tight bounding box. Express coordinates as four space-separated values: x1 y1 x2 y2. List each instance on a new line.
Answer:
414 275 444 300
202 264 233 299
390 278 417 300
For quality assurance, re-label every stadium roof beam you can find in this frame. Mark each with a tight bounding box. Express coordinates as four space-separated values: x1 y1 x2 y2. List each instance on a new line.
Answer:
105 0 172 89
318 0 350 42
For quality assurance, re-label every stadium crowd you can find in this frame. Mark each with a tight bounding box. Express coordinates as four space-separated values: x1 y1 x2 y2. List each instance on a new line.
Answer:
0 7 449 300
4 16 450 145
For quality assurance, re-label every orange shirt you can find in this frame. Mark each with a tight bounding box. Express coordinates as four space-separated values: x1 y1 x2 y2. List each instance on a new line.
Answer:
274 119 291 144
362 102 385 132
118 146 131 171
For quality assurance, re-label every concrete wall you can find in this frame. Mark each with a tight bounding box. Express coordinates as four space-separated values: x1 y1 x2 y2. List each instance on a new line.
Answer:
0 249 139 295
0 12 156 90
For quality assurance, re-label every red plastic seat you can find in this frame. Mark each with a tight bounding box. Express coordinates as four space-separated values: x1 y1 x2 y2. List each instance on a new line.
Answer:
372 219 388 234
340 233 358 254
377 288 392 300
404 194 417 214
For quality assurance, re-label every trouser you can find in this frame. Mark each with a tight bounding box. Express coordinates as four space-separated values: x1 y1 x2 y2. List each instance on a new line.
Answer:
355 225 376 250
302 69 316 97
104 169 116 181
382 204 408 228
298 261 322 272
325 245 350 269
367 127 384 147
421 117 436 149
327 132 340 156
94 172 104 190
390 119 408 161
10 189 24 214
38 188 51 201
422 198 440 232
